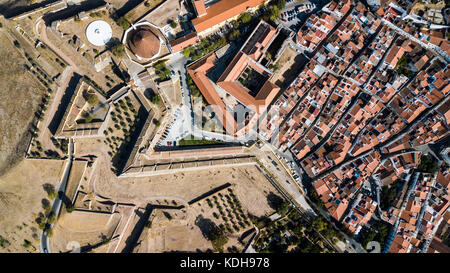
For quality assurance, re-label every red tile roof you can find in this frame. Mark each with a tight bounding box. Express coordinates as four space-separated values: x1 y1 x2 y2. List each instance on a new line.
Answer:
191 0 266 33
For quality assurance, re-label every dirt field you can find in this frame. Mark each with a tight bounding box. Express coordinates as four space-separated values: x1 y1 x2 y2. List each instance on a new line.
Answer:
125 0 164 23
89 164 278 252
64 160 87 203
140 0 181 27
137 208 212 253
95 161 278 216
0 30 47 175
134 178 274 253
50 211 120 253
271 46 306 87
0 159 65 253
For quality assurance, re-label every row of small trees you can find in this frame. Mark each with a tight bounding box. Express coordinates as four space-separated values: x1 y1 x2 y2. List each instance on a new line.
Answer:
105 97 139 158
204 188 252 234
181 36 227 60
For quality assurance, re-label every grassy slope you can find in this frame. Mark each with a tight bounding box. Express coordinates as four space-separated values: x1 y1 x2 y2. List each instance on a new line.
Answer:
0 30 46 174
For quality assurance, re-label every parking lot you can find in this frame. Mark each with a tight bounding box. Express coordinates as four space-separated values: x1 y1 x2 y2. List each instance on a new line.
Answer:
280 0 317 31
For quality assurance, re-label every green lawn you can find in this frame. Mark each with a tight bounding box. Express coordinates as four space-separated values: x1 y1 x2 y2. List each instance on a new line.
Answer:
177 135 220 146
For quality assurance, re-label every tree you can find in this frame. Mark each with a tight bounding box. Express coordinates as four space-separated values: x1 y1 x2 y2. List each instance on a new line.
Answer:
47 213 56 225
311 218 327 233
169 20 177 29
239 12 252 23
87 95 99 106
229 29 241 40
418 155 438 173
150 94 161 104
48 189 56 200
66 204 75 213
208 226 228 252
45 227 54 237
13 40 21 48
117 17 130 30
181 47 190 58
23 240 32 248
268 5 281 21
111 43 126 59
85 115 93 123
274 0 286 9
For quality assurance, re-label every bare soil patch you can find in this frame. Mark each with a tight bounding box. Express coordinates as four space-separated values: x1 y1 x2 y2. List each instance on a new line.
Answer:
271 46 306 87
50 211 120 252
0 159 65 253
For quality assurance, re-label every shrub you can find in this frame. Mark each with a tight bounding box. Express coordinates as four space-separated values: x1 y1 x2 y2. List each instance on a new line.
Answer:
13 40 21 48
23 240 32 248
239 12 252 23
169 21 177 29
117 17 131 30
111 43 126 58
150 94 161 104
66 204 75 213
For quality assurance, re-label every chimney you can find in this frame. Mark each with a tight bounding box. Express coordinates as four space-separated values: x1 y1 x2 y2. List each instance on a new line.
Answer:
192 0 207 17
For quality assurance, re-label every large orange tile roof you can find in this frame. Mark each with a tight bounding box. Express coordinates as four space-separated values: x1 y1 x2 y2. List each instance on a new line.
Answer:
217 51 279 109
169 32 199 53
193 0 207 16
187 54 237 135
191 0 266 33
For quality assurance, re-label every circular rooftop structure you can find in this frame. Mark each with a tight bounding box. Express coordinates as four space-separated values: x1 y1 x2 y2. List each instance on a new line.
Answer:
86 20 112 47
126 25 161 60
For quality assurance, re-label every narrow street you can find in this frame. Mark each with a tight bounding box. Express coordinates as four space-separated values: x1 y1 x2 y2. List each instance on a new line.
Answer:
40 138 74 253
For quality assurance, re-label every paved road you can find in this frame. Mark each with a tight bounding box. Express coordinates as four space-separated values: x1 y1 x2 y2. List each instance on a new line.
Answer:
167 52 194 133
40 138 74 253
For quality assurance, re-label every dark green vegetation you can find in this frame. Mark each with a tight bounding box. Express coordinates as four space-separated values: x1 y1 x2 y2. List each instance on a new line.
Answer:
150 93 161 105
267 192 290 217
239 12 252 23
111 43 126 59
117 16 131 30
187 74 201 98
13 40 21 48
153 60 171 82
83 90 99 106
305 182 326 210
187 74 210 106
66 204 75 213
380 179 404 210
104 96 146 175
441 229 450 248
255 210 334 253
24 52 54 88
313 215 345 242
169 20 177 29
0 235 9 248
205 188 252 235
260 0 285 22
357 220 391 251
183 36 227 61
182 0 284 61
394 55 412 77
417 154 438 173
178 135 220 146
